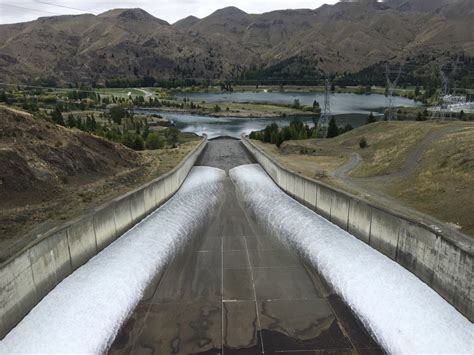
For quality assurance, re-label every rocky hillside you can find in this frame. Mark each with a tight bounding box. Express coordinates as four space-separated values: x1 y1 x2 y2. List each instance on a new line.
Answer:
0 0 472 84
0 106 143 207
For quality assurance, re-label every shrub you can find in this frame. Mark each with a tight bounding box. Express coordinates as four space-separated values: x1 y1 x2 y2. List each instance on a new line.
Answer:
359 137 368 149
366 112 376 124
165 127 179 147
326 117 339 138
145 132 164 150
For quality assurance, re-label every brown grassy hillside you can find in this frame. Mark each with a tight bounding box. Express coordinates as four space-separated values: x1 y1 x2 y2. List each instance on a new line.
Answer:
0 105 201 261
0 0 472 83
252 120 474 237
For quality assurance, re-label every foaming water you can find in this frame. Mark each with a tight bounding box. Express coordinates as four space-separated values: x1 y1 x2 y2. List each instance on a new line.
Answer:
229 164 473 354
1 167 226 354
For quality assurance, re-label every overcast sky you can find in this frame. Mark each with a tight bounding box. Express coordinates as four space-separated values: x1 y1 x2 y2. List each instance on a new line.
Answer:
0 0 340 25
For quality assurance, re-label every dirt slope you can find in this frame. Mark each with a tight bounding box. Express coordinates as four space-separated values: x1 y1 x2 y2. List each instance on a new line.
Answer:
0 105 200 261
0 106 143 207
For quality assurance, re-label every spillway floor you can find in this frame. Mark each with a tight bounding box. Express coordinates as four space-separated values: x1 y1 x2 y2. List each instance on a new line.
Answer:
109 139 382 354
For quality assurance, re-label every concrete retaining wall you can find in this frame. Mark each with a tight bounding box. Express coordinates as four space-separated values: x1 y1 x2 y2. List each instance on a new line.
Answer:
0 138 207 339
241 136 473 321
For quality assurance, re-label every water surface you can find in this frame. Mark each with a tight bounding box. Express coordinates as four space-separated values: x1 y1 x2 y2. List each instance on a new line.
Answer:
144 92 420 138
176 92 419 115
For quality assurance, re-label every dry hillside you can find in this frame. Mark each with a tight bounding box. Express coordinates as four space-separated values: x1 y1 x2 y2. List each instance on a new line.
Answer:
0 105 200 261
0 0 472 83
252 120 474 237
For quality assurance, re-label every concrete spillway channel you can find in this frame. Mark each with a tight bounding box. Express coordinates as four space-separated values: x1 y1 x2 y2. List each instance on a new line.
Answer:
109 138 381 354
3 138 471 353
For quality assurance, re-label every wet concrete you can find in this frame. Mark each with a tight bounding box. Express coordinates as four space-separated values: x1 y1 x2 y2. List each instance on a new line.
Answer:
109 138 383 354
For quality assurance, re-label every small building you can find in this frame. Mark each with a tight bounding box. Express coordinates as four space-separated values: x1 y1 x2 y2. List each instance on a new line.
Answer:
466 89 474 103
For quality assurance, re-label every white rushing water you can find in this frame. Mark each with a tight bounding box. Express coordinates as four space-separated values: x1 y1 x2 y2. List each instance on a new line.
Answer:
229 164 473 354
1 167 225 354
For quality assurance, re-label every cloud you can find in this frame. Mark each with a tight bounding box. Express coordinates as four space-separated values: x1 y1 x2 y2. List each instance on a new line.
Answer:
0 0 339 24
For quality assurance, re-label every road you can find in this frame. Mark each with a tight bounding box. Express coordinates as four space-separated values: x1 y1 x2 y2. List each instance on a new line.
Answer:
330 125 472 235
109 138 381 354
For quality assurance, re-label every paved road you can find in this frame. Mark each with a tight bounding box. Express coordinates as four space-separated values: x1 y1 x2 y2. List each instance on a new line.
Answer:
109 138 380 354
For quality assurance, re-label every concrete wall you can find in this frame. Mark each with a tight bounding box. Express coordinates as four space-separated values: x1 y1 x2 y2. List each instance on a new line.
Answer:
241 136 473 321
0 138 207 339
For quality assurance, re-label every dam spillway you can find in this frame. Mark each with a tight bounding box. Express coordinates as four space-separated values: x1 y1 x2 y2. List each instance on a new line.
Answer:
1 138 472 354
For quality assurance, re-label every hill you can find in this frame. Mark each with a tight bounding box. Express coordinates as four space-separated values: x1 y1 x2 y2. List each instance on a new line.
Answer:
0 0 472 85
251 120 474 237
0 105 200 261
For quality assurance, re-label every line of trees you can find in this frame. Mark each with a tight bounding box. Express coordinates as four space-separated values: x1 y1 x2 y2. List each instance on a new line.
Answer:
249 117 353 147
48 105 179 151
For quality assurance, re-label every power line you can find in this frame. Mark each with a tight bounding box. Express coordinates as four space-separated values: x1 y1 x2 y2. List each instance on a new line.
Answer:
0 3 62 15
34 1 96 14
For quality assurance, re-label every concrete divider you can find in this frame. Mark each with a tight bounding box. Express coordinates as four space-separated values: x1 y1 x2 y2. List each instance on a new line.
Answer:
241 135 474 321
0 137 207 339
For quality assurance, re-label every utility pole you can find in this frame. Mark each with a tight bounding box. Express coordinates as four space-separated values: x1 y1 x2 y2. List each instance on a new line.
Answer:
318 78 331 137
385 63 402 121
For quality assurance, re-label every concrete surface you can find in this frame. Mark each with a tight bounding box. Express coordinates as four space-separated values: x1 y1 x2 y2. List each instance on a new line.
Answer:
0 139 207 339
110 139 381 354
242 135 474 322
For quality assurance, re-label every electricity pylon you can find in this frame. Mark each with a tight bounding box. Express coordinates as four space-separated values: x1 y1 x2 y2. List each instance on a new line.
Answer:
385 63 402 121
318 78 331 137
438 61 458 120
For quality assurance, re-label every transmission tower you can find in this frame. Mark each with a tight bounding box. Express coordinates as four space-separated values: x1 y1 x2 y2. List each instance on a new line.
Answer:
437 62 458 120
318 78 331 137
385 63 402 121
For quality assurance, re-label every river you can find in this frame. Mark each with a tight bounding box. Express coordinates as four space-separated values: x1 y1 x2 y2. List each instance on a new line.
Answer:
141 92 420 139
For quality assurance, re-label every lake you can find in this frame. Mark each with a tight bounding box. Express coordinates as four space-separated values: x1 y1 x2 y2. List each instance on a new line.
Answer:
176 92 419 115
141 92 420 139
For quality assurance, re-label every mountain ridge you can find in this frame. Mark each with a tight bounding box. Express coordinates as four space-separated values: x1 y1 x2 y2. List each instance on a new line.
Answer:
0 0 472 85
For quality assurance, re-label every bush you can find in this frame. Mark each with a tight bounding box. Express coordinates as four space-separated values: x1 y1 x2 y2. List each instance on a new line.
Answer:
145 132 164 150
165 127 179 147
109 106 126 125
366 112 376 124
122 132 144 150
326 117 339 138
292 99 301 109
359 137 368 149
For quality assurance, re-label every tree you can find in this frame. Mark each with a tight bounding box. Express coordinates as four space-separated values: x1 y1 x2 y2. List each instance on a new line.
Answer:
269 123 279 144
145 132 164 150
366 112 376 124
326 117 339 138
213 104 221 112
263 125 272 143
0 90 7 103
165 127 179 147
133 135 144 150
51 106 65 126
110 106 126 125
415 85 421 97
359 137 368 149
67 114 77 128
122 132 144 150
292 99 301 109
312 100 320 109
